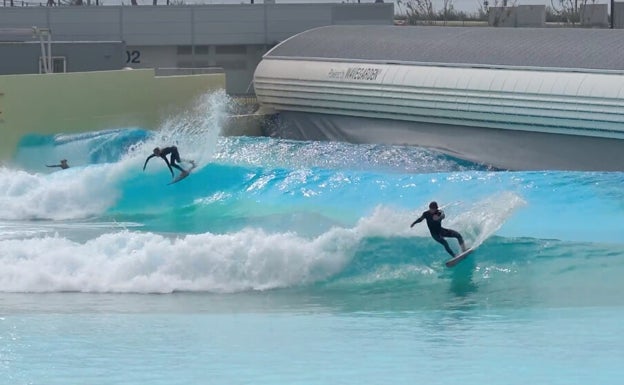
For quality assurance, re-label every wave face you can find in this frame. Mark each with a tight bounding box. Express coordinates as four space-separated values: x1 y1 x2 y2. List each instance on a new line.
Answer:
1 90 623 305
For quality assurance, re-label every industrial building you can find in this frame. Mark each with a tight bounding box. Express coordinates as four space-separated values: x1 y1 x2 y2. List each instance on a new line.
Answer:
0 3 394 94
254 25 624 170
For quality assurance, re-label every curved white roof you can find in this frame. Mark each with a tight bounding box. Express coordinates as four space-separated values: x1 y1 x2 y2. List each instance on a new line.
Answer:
266 25 624 72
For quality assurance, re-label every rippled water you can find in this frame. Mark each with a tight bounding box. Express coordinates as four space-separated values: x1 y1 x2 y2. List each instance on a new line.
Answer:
1 91 622 384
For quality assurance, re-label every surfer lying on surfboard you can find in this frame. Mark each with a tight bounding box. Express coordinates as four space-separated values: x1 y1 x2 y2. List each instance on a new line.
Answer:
46 159 69 170
410 201 467 258
143 146 194 179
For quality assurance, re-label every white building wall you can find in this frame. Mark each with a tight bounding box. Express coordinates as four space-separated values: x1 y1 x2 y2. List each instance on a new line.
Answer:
254 58 624 138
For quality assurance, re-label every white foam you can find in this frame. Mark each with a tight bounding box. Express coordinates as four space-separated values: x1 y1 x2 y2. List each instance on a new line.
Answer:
0 227 360 293
359 191 526 247
0 165 120 220
126 90 228 169
451 191 527 248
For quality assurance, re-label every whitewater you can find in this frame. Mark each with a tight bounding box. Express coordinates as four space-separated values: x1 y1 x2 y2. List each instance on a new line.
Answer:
1 91 623 385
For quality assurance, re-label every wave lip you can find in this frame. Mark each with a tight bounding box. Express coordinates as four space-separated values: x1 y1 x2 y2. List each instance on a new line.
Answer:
0 192 525 294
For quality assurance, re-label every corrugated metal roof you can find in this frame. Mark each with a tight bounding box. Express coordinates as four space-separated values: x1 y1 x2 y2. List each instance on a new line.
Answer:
265 25 624 71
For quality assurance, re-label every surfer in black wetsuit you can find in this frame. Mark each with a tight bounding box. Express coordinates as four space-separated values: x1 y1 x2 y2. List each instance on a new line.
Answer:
143 146 192 178
410 201 467 257
46 159 69 170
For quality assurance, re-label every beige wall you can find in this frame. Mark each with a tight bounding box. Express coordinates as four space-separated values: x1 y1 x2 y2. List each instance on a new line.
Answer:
0 68 225 161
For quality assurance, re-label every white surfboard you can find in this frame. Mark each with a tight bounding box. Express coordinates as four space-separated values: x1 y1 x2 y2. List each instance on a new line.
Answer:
445 247 475 268
167 162 197 185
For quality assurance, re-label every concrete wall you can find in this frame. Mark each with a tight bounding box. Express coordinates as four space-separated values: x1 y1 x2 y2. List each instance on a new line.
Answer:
122 43 263 94
581 4 609 27
516 5 545 27
489 7 517 27
615 2 624 28
489 5 546 27
0 42 124 75
0 4 393 94
0 69 225 160
0 4 393 45
128 45 178 69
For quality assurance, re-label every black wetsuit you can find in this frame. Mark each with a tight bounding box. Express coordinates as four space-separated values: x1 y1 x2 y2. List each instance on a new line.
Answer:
413 210 464 257
143 146 185 177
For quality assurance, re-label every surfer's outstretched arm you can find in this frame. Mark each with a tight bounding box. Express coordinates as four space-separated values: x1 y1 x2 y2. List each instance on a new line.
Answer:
143 154 156 170
410 214 424 227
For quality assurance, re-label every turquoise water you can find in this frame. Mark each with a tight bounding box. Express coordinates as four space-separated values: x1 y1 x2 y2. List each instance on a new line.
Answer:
1 92 623 384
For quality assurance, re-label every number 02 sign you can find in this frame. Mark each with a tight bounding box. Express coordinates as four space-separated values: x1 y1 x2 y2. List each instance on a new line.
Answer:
125 50 141 64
